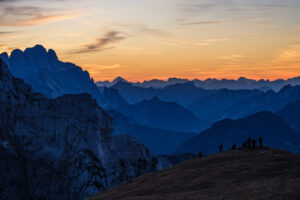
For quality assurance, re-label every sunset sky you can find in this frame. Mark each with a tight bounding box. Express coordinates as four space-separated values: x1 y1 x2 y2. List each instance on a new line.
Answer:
1 0 300 81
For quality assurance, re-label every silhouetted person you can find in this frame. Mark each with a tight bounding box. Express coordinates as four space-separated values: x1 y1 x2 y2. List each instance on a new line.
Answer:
219 144 223 152
259 137 263 148
231 144 236 150
198 152 203 158
247 138 251 149
242 142 247 149
252 139 256 150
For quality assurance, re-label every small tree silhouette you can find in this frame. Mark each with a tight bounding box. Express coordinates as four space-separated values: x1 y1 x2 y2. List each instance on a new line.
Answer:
219 144 223 153
251 139 256 150
231 144 237 150
259 137 263 148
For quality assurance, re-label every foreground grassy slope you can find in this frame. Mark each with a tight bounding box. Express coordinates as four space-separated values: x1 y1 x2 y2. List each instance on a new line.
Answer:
88 147 300 200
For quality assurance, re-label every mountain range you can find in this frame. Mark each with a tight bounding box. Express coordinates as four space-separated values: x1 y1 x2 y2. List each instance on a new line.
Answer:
110 80 300 122
2 45 300 156
97 75 300 92
0 45 202 154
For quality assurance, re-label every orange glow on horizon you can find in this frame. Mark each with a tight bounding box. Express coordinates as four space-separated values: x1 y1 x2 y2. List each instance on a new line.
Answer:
1 0 300 82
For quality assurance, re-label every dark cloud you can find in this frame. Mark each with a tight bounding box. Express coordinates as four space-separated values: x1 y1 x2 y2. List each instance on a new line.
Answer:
176 0 298 26
0 1 73 26
74 31 126 54
116 23 170 38
1 6 43 16
180 20 232 26
0 31 14 34
178 1 288 13
0 0 17 2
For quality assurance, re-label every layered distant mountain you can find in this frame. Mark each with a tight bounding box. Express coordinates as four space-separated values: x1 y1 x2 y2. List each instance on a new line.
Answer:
109 110 196 154
116 96 208 133
111 81 209 105
100 88 203 153
174 111 300 155
0 58 169 199
186 85 300 121
97 76 300 91
110 81 300 122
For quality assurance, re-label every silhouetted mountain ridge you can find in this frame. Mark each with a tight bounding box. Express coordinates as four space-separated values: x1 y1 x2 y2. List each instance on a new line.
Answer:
174 111 300 155
97 75 300 91
117 96 208 132
1 45 102 102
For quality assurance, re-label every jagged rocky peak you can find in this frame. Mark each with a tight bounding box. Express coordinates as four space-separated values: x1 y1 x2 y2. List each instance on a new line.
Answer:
4 45 103 101
24 44 48 57
48 48 58 60
0 58 169 200
112 76 128 85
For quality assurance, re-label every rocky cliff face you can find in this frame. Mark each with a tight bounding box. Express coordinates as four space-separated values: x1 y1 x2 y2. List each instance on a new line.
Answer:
0 58 168 200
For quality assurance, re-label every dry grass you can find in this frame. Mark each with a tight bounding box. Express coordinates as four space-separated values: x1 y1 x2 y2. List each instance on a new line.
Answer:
88 147 300 200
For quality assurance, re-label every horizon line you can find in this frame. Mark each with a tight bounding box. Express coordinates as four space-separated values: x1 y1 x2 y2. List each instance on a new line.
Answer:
97 75 300 84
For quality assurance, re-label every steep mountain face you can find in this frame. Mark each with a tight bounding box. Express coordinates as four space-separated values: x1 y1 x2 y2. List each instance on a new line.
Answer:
117 96 208 133
109 110 196 154
0 59 168 200
88 148 300 200
174 111 300 155
0 45 102 102
277 100 300 133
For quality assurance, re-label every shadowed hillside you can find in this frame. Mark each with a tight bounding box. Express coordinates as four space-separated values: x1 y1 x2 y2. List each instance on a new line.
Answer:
88 148 300 200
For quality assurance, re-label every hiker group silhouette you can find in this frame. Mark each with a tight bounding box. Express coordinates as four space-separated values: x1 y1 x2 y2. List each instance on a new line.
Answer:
198 137 264 158
219 137 263 153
